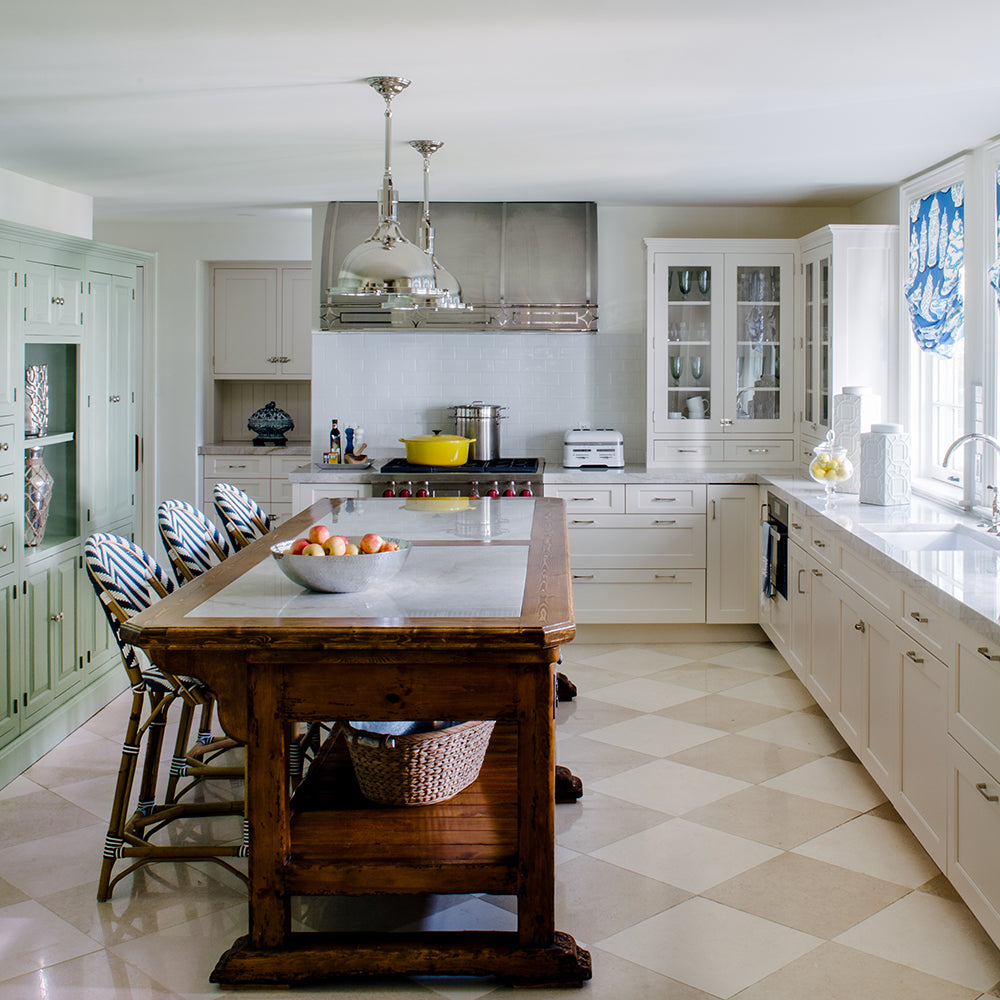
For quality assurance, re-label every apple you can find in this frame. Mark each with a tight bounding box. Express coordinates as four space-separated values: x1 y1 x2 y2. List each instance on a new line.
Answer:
359 532 384 554
290 538 310 555
323 534 349 556
301 542 326 556
308 524 331 546
379 540 400 552
345 543 360 555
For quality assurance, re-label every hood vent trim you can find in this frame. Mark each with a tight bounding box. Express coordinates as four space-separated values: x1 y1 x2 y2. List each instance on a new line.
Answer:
320 201 598 333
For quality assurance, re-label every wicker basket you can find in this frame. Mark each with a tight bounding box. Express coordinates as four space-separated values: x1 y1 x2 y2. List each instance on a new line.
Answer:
342 720 496 806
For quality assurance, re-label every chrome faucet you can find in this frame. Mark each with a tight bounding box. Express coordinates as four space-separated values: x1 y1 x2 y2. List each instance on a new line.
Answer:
942 433 1000 531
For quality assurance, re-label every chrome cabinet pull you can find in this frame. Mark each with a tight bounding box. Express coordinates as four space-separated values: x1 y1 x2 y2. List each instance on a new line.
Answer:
0 544 7 552
977 782 999 803
570 519 595 525
978 646 1000 662
570 496 597 502
0 442 8 450
711 499 717 519
905 650 924 663
654 573 677 580
652 497 677 502
652 519 677 525
855 620 866 633
572 574 595 580
813 539 826 548
811 568 823 577
791 521 802 530
797 568 807 594
748 447 769 453
677 449 698 453
910 611 928 624
49 612 64 623
51 296 65 305
0 494 8 502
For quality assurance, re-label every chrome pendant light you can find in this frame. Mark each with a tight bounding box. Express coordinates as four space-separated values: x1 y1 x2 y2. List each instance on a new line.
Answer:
333 77 442 299
403 139 464 309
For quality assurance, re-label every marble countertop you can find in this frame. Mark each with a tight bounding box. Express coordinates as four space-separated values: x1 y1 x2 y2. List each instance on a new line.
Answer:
760 475 1000 645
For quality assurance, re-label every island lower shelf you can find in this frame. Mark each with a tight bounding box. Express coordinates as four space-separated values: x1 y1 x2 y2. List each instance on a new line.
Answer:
287 722 519 896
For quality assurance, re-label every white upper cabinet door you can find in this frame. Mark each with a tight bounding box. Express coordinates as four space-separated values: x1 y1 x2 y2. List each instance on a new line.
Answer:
278 268 313 377
213 268 279 377
23 260 85 335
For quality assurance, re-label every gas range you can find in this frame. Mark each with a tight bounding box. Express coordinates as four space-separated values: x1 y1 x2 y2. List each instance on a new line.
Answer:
374 458 545 498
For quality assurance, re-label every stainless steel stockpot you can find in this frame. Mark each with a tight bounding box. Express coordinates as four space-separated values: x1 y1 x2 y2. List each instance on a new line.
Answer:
452 401 507 461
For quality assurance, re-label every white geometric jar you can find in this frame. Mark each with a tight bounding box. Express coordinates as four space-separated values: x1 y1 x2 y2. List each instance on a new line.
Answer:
832 386 881 494
859 424 911 506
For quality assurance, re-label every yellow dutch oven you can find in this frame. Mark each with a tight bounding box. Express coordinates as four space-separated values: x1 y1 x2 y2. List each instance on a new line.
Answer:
398 432 476 466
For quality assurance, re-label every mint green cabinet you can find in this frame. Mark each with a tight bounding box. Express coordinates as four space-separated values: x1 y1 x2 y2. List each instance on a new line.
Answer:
22 257 85 336
0 574 18 748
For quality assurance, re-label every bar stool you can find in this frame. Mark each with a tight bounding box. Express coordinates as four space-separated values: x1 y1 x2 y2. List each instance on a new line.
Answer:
212 482 272 550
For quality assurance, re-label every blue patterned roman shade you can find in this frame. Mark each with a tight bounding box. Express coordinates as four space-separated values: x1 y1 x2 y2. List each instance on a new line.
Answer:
905 182 965 357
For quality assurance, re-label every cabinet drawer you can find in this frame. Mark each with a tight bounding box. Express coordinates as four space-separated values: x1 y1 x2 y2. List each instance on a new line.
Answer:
808 526 837 569
568 568 706 624
207 454 270 478
0 423 15 467
272 454 309 478
723 439 794 464
838 546 902 620
900 589 954 663
546 484 625 513
651 439 724 465
0 472 14 521
952 639 1000 780
948 738 1000 944
626 483 705 514
0 521 13 571
566 515 706 569
203 476 271 508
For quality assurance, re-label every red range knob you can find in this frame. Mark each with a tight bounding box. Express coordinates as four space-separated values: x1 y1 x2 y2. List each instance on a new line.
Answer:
503 481 517 497
416 482 430 498
382 481 397 498
519 484 533 497
468 481 481 498
487 481 500 498
399 481 413 498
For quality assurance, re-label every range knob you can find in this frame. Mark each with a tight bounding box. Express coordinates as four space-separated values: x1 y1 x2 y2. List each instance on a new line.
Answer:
487 480 500 498
468 480 481 499
503 481 517 497
398 481 413 498
519 483 534 497
382 480 397 498
416 481 430 498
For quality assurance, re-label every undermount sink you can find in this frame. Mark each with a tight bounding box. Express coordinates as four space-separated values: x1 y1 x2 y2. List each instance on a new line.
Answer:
866 523 1000 554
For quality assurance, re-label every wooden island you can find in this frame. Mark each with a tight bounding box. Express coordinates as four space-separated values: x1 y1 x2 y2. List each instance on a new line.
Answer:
121 496 591 988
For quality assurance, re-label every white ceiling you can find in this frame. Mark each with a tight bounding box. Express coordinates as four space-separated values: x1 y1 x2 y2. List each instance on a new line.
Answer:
4 0 1000 222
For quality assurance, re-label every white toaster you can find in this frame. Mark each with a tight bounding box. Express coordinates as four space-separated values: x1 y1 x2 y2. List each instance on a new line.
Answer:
563 428 625 468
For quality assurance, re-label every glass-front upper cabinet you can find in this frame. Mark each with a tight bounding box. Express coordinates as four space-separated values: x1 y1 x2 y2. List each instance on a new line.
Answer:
801 250 832 437
646 243 794 439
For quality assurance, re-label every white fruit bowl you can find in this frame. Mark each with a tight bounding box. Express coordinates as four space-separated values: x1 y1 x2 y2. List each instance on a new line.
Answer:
270 537 411 593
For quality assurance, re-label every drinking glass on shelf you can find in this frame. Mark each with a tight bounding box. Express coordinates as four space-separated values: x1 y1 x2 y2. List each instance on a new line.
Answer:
697 269 710 295
690 355 703 382
670 355 683 384
677 270 691 296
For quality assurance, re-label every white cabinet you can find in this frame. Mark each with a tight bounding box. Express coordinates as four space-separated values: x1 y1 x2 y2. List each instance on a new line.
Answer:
0 245 16 407
213 266 312 378
706 485 759 623
798 226 897 451
644 239 797 469
203 450 313 527
22 256 85 335
548 482 710 624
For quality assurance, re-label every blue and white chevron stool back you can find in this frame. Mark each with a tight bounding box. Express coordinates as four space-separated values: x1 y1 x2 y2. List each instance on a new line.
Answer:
212 482 272 550
157 498 231 584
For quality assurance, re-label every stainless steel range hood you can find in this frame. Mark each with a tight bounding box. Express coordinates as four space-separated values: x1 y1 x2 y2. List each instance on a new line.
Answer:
320 201 598 333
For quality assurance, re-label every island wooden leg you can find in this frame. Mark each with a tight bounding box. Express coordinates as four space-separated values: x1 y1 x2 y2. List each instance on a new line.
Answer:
246 666 291 949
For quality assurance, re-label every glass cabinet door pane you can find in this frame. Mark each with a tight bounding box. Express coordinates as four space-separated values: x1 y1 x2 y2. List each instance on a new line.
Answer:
665 264 714 422
819 257 831 426
804 261 815 423
734 264 781 422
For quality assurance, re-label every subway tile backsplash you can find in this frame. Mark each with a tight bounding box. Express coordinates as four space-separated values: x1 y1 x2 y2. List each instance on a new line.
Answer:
311 331 646 465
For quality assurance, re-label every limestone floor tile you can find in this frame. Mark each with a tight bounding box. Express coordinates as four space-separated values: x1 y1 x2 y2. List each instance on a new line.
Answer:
667 733 819 784
0 774 44 802
703 851 909 938
0 819 107 897
835 891 1000 992
682 784 859 849
585 714 727 758
763 755 888 811
597 896 821 997
724 674 816 711
109 902 249 994
591 757 749 815
739 710 848 755
552 661 632 695
393 895 517 933
48 772 118 822
584 677 704 712
793 814 941 888
555 854 689 945
731 941 982 1000
0 784 108 851
657 692 790 733
23 732 124 789
0 898 101 982
80 690 132 740
0 948 185 1000
551 696 642 738
555 789 669 854
649 660 766 692
704 643 790 675
555 732 654 784
592 818 781 894
574 646 694 676
0 876 27 909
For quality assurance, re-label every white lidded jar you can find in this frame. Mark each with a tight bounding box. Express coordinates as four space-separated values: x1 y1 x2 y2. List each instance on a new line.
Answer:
859 423 911 506
832 385 881 494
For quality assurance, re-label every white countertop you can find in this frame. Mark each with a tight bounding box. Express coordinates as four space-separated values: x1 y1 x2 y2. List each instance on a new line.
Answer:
760 475 1000 645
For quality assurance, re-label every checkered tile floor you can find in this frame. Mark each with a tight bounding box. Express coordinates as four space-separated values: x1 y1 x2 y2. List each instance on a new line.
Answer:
1 638 999 999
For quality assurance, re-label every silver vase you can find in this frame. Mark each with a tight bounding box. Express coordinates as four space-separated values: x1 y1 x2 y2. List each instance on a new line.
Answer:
25 364 49 438
25 447 54 546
